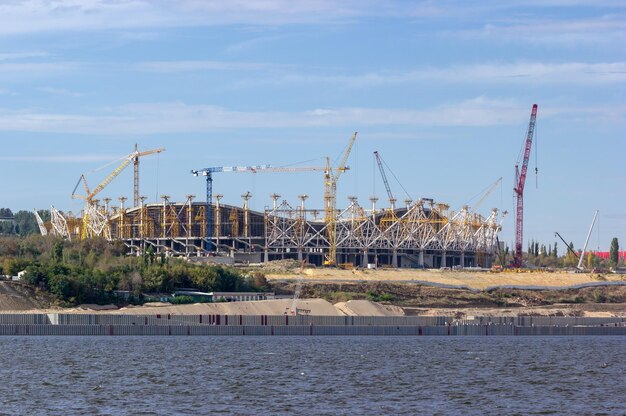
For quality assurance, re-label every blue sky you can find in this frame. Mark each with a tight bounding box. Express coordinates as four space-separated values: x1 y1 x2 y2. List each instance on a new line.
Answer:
0 0 624 250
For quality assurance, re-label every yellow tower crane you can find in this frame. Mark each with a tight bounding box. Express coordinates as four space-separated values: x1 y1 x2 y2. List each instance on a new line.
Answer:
324 131 358 266
72 144 165 238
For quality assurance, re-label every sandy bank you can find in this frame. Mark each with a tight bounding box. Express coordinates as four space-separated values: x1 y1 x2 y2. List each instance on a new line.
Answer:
267 268 624 290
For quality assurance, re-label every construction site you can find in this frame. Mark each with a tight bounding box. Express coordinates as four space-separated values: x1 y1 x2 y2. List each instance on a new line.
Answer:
37 127 513 269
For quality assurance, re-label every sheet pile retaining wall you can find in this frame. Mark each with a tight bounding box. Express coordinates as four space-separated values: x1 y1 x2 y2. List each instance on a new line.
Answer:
0 324 624 336
0 313 624 336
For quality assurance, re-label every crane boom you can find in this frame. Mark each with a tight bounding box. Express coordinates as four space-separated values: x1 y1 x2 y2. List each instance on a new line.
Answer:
374 151 394 202
334 132 357 182
513 104 538 267
473 177 502 212
87 158 132 201
577 210 599 270
555 232 579 259
33 209 48 236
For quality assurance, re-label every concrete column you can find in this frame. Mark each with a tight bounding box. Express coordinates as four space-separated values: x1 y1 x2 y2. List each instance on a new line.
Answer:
362 250 368 267
392 249 398 268
441 251 447 268
297 249 303 261
264 248 269 263
419 250 424 267
460 251 465 268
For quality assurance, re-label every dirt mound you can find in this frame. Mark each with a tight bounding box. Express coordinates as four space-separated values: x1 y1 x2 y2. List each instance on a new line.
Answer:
0 282 54 311
259 259 301 273
113 298 344 316
335 300 404 316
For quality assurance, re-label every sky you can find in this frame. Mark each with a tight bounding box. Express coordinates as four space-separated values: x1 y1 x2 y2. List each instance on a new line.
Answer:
0 0 624 251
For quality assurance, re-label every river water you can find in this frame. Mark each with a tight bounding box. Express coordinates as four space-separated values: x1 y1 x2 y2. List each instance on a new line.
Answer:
0 336 624 415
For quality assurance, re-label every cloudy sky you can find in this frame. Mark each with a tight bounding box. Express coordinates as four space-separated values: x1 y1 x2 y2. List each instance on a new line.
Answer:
0 0 624 250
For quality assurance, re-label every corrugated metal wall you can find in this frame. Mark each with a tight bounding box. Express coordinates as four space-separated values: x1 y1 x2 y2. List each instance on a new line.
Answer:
0 313 623 336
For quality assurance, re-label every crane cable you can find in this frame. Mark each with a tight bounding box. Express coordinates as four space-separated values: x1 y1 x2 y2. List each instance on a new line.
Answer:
535 119 539 189
380 154 412 201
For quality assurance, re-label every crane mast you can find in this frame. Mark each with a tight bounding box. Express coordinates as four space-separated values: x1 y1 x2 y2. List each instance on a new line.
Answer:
513 104 538 268
324 132 358 266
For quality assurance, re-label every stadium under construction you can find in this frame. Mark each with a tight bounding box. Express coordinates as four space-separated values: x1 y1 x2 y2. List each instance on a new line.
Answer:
38 133 506 268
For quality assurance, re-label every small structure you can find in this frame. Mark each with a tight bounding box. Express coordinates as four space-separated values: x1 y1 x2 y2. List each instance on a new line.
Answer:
210 292 275 302
172 289 274 303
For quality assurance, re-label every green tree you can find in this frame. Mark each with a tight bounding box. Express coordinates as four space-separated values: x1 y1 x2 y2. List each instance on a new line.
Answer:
610 238 619 267
553 242 558 258
13 211 38 235
52 241 64 263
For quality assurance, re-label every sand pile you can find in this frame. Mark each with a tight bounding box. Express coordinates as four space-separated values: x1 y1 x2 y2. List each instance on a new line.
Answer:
109 298 344 316
335 300 404 316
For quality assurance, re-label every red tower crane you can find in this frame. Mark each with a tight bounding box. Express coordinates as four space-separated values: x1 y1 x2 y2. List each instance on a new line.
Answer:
513 104 538 268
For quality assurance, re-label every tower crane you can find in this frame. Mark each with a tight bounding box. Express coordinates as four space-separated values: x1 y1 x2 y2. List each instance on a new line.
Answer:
191 164 328 250
72 144 165 238
512 104 538 268
72 144 165 204
324 131 358 266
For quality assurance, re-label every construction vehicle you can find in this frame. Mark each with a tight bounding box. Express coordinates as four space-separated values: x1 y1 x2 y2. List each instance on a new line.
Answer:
512 104 538 267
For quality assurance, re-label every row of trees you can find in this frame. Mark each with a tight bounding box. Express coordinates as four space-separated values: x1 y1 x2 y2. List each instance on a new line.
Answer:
0 208 50 236
500 237 622 269
0 235 268 306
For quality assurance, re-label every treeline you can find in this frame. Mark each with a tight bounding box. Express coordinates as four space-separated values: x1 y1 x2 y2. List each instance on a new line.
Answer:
499 238 622 269
0 235 268 306
0 208 50 236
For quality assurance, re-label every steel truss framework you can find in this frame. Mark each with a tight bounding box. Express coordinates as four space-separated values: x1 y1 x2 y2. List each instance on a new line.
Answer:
265 198 505 268
46 197 505 268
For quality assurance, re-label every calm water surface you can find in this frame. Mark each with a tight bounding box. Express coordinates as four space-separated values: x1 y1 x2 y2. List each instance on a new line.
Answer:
0 336 624 415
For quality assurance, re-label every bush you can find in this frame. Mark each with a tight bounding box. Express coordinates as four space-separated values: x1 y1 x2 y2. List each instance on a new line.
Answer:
0 235 254 306
170 296 196 305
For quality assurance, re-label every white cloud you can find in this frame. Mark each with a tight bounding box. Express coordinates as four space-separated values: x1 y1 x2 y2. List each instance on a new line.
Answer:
0 52 50 61
0 0 396 36
134 60 281 73
272 62 626 87
130 59 626 85
0 62 77 73
0 98 621 135
465 16 626 45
